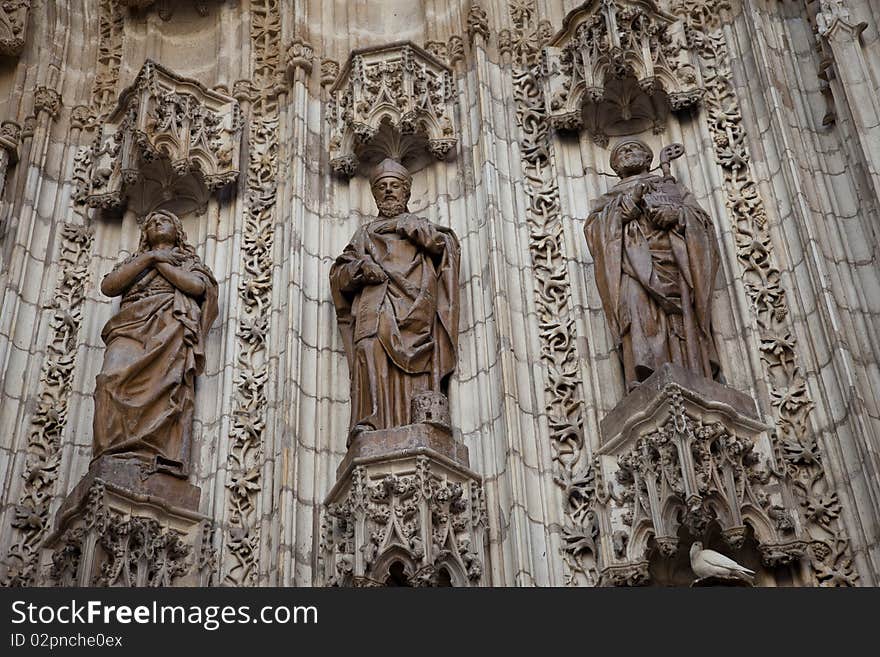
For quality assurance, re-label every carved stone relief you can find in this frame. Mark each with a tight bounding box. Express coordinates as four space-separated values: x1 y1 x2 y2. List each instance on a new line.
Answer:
327 42 458 176
34 87 62 118
0 0 30 57
91 0 126 124
287 37 315 77
539 0 703 145
467 4 490 46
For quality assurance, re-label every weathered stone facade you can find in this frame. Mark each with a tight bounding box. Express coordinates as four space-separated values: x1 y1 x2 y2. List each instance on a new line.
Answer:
1 0 880 587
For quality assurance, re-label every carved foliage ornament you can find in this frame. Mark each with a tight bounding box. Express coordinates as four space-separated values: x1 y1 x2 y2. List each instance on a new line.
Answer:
80 60 243 210
221 0 281 586
91 0 126 123
671 0 857 585
506 0 594 585
34 87 62 118
1 149 94 586
0 0 30 56
539 0 702 143
328 42 458 176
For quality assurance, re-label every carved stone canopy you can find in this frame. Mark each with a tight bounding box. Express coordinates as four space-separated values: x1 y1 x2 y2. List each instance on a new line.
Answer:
327 41 458 177
80 60 243 215
539 0 703 143
0 0 30 57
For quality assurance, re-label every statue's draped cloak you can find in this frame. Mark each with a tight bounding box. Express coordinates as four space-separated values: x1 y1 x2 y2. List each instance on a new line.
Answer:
92 250 218 471
585 173 720 390
330 213 460 436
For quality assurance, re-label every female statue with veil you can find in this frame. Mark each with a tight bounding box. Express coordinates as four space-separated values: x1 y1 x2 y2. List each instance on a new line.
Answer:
92 210 218 475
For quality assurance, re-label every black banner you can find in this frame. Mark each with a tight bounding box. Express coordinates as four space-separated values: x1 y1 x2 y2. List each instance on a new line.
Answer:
0 587 870 654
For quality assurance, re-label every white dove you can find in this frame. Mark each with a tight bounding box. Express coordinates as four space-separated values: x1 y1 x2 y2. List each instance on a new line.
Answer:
689 541 756 584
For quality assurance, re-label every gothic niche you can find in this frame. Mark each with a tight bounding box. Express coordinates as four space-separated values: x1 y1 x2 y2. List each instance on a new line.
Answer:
327 41 458 176
79 59 243 217
539 0 703 145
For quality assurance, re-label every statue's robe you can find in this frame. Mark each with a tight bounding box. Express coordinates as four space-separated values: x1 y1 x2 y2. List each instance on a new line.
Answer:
585 172 720 391
330 213 459 440
92 250 218 473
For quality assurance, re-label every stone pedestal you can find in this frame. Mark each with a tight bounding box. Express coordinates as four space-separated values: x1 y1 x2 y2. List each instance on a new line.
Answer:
40 456 215 586
321 424 487 587
592 364 810 586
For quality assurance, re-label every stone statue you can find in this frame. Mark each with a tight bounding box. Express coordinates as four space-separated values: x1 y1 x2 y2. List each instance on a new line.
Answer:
330 158 460 443
93 209 218 475
585 139 720 392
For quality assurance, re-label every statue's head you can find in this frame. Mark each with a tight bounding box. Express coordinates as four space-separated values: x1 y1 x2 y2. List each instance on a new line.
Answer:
370 158 412 218
138 209 192 255
610 139 653 178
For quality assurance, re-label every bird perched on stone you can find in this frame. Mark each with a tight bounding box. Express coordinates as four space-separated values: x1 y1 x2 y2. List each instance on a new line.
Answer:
689 541 756 584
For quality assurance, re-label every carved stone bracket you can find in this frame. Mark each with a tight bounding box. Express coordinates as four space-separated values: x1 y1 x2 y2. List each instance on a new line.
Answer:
79 60 243 214
594 365 810 585
538 1 703 144
0 0 30 57
40 461 215 586
322 428 487 587
327 41 458 176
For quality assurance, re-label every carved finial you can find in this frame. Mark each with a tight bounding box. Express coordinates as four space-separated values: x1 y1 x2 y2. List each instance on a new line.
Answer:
34 87 62 119
467 4 490 46
448 36 465 67
287 38 315 77
320 59 340 88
